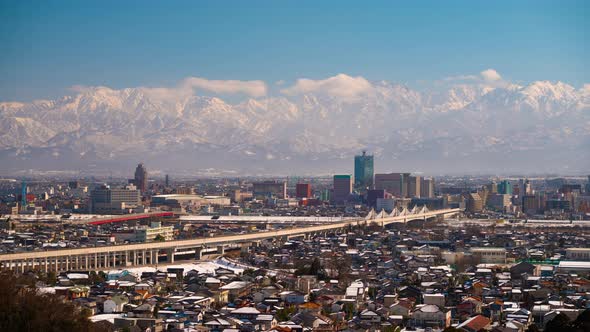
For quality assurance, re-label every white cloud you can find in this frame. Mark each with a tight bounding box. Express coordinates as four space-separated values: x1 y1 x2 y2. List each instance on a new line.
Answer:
69 77 268 103
442 74 478 82
181 77 267 97
281 74 374 100
441 68 510 89
480 69 502 82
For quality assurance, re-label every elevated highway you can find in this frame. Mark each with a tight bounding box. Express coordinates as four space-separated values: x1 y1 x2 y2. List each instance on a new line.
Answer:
0 207 461 273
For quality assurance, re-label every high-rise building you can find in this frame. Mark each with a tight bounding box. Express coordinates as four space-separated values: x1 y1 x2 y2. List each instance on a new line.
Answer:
20 180 27 212
586 175 590 194
522 179 532 195
354 151 374 191
487 194 511 211
421 178 435 198
165 174 170 187
367 189 387 208
296 183 312 199
466 193 483 213
252 181 287 199
522 194 540 214
497 180 512 195
486 181 498 194
333 175 353 204
132 163 148 193
90 184 141 214
374 173 410 197
407 176 421 198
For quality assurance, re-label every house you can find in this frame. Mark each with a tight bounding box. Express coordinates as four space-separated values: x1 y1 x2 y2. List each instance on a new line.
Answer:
510 262 535 278
423 293 445 308
389 299 414 318
457 315 492 332
360 309 381 324
255 314 277 330
283 291 307 304
129 303 153 318
205 277 221 290
103 295 129 313
457 296 483 318
299 302 322 314
383 294 397 307
219 281 251 302
113 317 164 332
230 306 261 321
411 304 451 329
397 285 421 302
291 311 333 331
345 280 366 304
204 318 234 332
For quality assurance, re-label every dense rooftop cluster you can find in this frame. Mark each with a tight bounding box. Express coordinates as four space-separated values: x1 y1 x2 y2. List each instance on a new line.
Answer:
3 221 590 332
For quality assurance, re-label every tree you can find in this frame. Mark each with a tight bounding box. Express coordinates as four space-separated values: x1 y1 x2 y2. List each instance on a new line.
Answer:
276 306 296 322
154 234 166 242
343 302 355 320
443 328 461 332
0 271 105 332
545 313 571 332
570 309 590 332
309 257 322 276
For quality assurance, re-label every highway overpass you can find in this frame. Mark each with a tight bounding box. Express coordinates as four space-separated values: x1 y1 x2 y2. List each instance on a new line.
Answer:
0 207 461 273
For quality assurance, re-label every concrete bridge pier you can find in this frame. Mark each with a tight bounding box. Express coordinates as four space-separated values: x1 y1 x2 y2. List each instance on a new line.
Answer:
240 243 250 254
193 247 202 260
150 250 158 264
216 245 225 255
166 248 175 263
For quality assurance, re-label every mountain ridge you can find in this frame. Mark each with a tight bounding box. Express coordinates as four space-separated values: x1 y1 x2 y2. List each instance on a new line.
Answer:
0 79 588 175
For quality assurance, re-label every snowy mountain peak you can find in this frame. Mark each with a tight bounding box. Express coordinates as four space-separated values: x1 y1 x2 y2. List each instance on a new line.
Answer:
0 78 588 173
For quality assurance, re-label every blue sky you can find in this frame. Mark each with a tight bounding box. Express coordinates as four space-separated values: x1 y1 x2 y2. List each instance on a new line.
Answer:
0 0 587 101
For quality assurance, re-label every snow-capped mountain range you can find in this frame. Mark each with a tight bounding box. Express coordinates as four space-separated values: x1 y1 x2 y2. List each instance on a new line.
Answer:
1 74 588 175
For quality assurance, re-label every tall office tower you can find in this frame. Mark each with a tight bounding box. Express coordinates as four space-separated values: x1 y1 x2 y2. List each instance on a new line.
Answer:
374 173 410 197
90 184 141 214
333 175 353 204
165 174 170 187
466 193 484 213
252 181 287 199
522 194 540 215
20 180 27 212
421 178 435 198
586 175 590 194
487 181 498 194
524 178 532 195
296 183 312 198
354 151 374 191
497 180 512 195
134 163 148 193
407 176 421 198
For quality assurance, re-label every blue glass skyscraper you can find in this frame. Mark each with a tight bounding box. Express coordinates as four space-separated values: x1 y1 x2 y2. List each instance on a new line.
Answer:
354 151 374 191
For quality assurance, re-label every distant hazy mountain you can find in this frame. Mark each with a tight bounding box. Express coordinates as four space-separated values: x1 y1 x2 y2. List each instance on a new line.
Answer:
1 78 588 176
